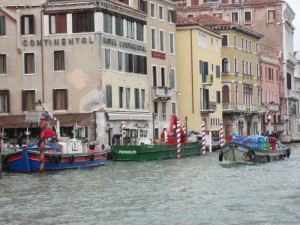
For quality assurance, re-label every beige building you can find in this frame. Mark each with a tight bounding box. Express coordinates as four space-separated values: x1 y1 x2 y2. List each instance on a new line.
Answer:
0 0 153 145
176 13 223 135
147 0 178 139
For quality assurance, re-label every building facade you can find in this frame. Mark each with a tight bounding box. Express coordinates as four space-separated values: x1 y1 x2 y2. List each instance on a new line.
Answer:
176 13 223 135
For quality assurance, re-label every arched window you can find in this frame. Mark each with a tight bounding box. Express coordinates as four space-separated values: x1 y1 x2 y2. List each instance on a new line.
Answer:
234 58 238 73
222 85 230 104
222 58 229 73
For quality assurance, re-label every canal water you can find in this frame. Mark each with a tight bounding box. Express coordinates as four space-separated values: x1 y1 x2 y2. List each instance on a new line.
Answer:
1 143 300 225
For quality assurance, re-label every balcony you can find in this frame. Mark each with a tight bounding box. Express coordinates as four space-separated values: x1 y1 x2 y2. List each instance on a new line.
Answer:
268 102 279 112
223 103 262 113
202 75 213 86
152 87 172 100
200 102 216 113
287 89 300 100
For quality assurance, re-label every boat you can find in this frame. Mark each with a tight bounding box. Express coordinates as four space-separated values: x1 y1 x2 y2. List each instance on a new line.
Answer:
111 115 203 161
4 139 108 173
218 134 291 163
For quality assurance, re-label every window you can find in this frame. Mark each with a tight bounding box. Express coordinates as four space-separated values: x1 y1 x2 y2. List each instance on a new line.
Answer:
222 58 229 73
232 12 238 23
168 10 176 23
159 30 165 52
172 102 176 114
118 51 123 71
72 12 94 33
268 10 275 22
127 20 135 39
104 14 113 34
105 49 110 69
0 90 9 113
161 67 166 87
234 35 237 47
162 102 166 121
150 3 155 18
216 65 221 78
199 60 208 76
22 90 35 111
242 60 245 74
191 0 199 6
21 15 35 35
234 58 238 73
198 33 207 48
151 28 156 50
154 101 158 114
249 41 252 52
124 53 147 74
217 91 221 103
152 66 157 86
134 88 140 109
249 62 252 76
170 32 175 54
222 86 230 104
24 53 35 74
213 13 222 19
141 89 145 109
115 17 124 36
0 16 5 35
126 88 130 109
169 68 175 89
49 14 67 34
106 85 112 108
136 22 144 41
158 5 164 20
54 50 65 71
53 89 68 110
244 11 252 23
0 54 7 74
222 35 228 47
241 37 244 50
119 87 124 108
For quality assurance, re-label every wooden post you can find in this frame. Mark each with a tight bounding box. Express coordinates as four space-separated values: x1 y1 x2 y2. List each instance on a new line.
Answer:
176 119 181 158
39 116 46 171
202 121 206 155
220 120 224 147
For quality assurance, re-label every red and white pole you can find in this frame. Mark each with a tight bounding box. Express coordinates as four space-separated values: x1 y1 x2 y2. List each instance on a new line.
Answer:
220 120 224 147
201 121 206 155
39 116 46 171
0 117 2 179
121 121 125 145
177 120 181 158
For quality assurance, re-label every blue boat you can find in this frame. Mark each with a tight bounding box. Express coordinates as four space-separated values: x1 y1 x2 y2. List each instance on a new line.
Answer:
4 139 108 173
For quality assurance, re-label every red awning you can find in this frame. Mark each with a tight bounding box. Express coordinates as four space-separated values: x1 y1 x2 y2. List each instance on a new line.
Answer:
0 113 91 128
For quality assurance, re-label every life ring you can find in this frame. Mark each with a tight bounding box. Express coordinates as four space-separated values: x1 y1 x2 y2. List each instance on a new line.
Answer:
286 148 291 158
248 150 256 160
47 136 53 143
219 151 224 162
90 154 94 161
55 155 62 164
69 155 75 164
266 154 270 162
50 155 56 163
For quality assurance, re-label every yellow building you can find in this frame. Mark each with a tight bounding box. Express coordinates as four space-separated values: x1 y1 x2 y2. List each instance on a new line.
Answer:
176 14 223 135
197 15 263 136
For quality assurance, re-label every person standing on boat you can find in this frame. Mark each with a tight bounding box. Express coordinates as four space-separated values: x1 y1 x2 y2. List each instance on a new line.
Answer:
17 131 23 147
45 125 55 142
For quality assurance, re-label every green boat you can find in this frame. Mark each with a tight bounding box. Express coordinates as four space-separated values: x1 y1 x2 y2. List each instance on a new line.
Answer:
111 115 203 161
112 141 202 161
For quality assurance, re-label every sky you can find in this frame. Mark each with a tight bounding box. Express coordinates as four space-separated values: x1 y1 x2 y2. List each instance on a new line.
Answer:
285 0 300 51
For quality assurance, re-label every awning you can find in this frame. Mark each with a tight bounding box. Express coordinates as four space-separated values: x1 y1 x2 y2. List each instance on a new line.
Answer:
53 113 91 127
0 113 91 128
0 115 28 128
107 112 152 121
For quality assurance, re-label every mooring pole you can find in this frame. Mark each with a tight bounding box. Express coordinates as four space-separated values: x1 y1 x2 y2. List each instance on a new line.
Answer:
39 116 46 171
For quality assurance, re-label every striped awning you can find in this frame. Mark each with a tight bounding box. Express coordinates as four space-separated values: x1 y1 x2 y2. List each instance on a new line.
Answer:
107 112 152 121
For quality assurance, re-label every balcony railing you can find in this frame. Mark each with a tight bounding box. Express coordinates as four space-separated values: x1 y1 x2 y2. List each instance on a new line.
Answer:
287 89 300 100
223 103 263 112
268 102 279 112
152 86 172 100
200 102 216 113
202 75 213 86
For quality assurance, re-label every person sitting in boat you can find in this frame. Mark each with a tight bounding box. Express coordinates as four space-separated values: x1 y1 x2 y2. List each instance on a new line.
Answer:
45 125 55 142
160 128 167 140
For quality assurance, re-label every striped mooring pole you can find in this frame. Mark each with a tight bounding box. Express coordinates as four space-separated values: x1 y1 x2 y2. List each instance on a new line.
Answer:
177 119 181 158
121 121 126 146
39 116 46 171
201 121 206 155
220 120 224 147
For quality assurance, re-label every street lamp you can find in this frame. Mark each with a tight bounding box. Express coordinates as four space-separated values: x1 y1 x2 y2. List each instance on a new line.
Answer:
267 114 272 135
106 123 111 133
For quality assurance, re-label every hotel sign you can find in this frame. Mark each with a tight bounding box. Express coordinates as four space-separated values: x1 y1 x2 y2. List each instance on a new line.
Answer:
102 37 146 52
23 37 94 47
